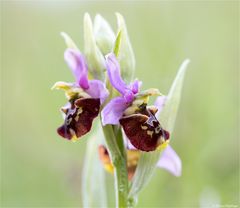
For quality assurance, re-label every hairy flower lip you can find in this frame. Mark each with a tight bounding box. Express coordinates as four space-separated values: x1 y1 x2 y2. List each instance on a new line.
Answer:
119 105 170 152
57 98 100 141
54 33 110 140
102 53 170 152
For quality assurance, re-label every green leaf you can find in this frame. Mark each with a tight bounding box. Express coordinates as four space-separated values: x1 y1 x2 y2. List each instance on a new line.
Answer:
82 124 108 208
128 59 190 202
160 59 190 133
113 30 122 57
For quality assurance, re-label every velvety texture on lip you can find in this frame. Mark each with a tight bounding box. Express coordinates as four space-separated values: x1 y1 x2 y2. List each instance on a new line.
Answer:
57 98 100 140
119 104 170 152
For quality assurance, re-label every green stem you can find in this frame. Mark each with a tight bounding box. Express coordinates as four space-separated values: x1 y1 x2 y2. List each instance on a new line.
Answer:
114 126 126 159
101 124 128 208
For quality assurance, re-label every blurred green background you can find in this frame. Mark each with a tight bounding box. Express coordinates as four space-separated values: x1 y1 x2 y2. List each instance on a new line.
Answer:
1 1 239 207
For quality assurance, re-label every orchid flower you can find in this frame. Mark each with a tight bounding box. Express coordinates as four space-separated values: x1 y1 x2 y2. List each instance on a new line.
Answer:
52 33 109 141
99 95 182 178
101 53 169 152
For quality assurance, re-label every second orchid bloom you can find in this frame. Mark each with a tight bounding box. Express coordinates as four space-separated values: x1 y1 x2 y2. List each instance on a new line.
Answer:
102 53 170 152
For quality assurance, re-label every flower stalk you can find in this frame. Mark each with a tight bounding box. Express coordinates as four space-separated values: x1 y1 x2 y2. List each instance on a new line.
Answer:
101 123 128 208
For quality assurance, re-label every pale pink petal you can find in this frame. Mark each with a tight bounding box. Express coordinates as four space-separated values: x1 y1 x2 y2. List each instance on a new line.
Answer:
64 48 89 89
86 80 109 104
101 97 128 125
105 53 127 95
157 145 182 177
154 96 167 118
129 79 142 94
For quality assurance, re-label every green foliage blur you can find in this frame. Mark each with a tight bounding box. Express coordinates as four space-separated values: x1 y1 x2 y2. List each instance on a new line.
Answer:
1 1 239 207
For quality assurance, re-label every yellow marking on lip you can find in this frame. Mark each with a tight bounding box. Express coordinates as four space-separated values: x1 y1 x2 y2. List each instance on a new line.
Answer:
141 125 148 130
74 108 83 121
77 108 83 115
74 115 79 122
147 130 153 137
155 126 161 134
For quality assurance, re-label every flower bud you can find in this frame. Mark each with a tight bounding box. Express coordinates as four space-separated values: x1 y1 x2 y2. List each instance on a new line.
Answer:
60 32 78 50
94 14 115 55
115 13 135 82
84 13 106 81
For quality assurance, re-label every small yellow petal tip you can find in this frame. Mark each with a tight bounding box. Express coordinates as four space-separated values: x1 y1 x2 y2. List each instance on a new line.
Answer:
136 88 163 100
157 140 169 151
51 81 72 91
71 135 78 142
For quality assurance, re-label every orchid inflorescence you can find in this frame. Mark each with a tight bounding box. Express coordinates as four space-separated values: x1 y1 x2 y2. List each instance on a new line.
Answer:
52 13 189 208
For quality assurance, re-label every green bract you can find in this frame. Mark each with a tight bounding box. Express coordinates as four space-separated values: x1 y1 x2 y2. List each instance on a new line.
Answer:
83 13 136 83
128 59 190 204
84 13 106 81
94 14 115 55
60 32 78 50
115 13 135 82
82 125 107 208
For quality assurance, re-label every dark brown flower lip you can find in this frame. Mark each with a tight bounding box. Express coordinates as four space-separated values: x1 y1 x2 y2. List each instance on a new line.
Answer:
57 97 100 141
119 105 170 152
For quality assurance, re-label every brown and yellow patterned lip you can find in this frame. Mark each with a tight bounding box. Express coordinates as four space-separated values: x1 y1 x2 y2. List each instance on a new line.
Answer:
57 97 100 141
119 104 170 152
